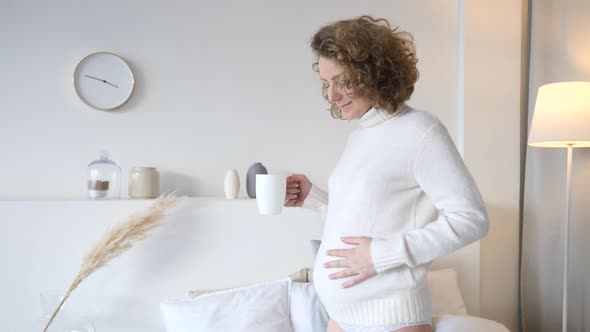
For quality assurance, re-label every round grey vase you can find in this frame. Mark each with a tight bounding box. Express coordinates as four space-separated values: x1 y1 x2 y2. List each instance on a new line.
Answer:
246 162 268 198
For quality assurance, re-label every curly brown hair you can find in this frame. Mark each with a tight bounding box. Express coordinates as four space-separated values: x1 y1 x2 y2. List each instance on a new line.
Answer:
311 16 419 118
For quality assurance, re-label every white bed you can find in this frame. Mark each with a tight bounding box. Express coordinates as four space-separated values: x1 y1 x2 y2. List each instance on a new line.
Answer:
0 198 508 331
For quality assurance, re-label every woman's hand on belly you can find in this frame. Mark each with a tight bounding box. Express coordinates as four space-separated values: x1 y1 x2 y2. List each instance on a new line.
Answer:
324 236 377 288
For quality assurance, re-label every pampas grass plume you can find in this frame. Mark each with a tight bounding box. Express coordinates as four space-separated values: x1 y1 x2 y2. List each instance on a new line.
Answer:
43 194 184 332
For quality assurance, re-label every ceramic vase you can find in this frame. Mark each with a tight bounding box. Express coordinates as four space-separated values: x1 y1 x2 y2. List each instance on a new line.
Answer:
224 169 240 199
246 162 268 198
128 167 160 199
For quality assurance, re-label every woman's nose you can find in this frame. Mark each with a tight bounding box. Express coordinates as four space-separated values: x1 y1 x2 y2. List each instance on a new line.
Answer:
328 86 342 103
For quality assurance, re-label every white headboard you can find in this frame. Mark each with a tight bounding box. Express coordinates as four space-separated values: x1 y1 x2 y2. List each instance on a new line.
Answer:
0 198 480 331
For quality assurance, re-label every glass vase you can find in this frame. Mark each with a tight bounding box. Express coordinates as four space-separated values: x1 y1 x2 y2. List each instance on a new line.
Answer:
87 150 121 200
29 291 95 332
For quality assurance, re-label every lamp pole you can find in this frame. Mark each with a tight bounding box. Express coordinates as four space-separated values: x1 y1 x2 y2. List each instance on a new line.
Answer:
562 144 573 332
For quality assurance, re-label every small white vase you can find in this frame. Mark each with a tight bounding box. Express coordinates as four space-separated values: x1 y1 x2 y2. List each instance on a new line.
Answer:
224 169 240 199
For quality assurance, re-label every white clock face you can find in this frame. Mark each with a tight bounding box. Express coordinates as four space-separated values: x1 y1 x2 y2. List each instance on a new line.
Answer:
73 52 135 110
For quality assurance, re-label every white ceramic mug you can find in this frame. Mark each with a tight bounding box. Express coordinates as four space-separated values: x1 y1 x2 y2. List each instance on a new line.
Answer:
255 174 286 215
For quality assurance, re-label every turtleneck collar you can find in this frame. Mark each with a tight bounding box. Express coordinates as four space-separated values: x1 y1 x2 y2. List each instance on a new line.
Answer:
359 103 407 128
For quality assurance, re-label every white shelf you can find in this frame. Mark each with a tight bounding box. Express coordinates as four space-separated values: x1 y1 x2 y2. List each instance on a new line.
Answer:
0 196 258 203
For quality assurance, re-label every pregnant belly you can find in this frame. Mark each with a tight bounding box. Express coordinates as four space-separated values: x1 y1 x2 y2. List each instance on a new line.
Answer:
312 238 385 308
312 237 419 311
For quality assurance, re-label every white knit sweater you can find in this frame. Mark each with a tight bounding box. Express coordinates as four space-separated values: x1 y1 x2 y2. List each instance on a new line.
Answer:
305 104 489 326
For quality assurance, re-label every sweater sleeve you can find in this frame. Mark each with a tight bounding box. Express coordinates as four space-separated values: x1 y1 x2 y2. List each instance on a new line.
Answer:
370 123 489 273
302 184 329 218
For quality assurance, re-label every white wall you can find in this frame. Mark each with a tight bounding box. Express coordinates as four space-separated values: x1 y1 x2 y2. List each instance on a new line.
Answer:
0 0 521 330
0 0 458 200
464 2 524 331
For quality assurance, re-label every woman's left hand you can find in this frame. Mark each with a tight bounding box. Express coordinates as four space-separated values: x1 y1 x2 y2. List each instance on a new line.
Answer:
324 236 377 288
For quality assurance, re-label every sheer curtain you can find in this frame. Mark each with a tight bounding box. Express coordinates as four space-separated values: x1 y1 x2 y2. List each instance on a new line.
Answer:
522 0 590 331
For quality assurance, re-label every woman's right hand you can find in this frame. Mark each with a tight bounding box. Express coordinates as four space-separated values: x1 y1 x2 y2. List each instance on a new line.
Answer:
285 174 312 207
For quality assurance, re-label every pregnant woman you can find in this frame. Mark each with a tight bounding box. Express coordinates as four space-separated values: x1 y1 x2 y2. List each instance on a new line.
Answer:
285 16 489 332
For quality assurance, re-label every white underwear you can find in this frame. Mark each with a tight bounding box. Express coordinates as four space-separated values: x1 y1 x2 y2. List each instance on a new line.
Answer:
338 321 431 332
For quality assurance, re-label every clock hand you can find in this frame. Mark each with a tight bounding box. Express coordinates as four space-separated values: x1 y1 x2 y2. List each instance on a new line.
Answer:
84 74 104 82
84 74 119 88
104 81 119 88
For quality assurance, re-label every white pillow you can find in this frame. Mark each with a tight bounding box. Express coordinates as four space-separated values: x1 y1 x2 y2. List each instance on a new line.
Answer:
427 268 468 316
290 282 329 332
433 314 509 332
160 278 294 332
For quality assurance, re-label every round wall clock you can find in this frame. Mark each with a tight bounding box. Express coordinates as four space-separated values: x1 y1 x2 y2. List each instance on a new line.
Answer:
73 52 135 110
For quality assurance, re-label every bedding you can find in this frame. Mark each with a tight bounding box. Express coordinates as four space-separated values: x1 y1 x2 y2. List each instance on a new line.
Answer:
433 314 510 331
174 241 496 332
160 278 293 332
290 282 330 332
169 273 508 332
184 280 329 332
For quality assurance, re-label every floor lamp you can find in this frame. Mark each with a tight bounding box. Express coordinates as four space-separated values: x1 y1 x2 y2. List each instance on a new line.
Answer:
528 82 590 332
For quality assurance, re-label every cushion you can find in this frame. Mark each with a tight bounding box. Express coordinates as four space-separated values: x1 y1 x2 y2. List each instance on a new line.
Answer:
433 314 509 332
290 282 329 332
427 268 468 316
310 239 321 260
160 278 294 332
288 268 312 282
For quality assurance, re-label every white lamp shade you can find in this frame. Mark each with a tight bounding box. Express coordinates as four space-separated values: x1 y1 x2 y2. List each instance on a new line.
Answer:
528 82 590 147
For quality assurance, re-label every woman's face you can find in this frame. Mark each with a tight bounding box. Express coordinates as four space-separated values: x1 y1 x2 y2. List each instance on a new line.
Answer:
318 56 373 120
